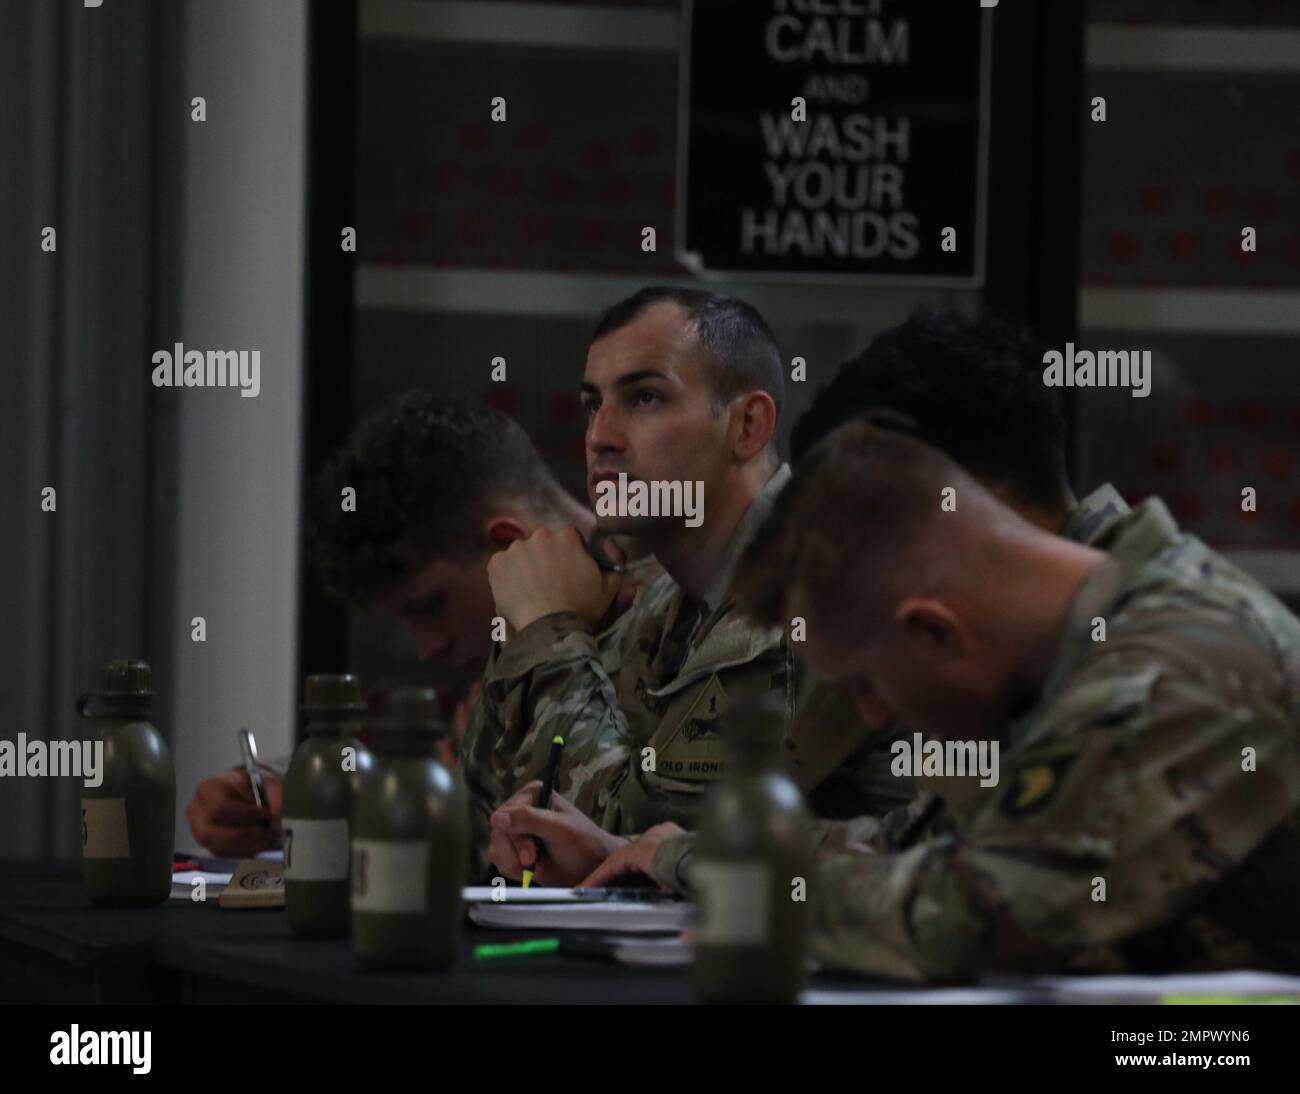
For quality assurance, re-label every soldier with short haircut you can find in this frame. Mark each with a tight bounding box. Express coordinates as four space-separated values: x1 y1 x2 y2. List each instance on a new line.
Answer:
486 306 1156 885
482 287 913 885
593 421 1300 980
186 392 656 857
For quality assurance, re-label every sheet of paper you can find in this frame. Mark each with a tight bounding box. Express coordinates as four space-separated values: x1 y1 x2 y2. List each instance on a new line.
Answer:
803 987 1038 1005
1028 970 1300 1003
468 901 693 933
169 870 233 899
611 936 694 967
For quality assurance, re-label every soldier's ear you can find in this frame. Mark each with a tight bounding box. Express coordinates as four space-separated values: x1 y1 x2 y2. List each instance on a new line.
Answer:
731 390 778 461
896 598 966 656
483 515 530 550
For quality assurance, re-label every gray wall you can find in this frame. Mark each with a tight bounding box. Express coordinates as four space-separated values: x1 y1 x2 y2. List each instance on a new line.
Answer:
0 0 308 858
170 0 307 850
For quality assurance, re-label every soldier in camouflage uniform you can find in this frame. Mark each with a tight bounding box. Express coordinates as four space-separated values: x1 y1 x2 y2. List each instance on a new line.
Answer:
475 309 1145 882
902 480 1133 823
478 289 911 884
471 464 910 875
783 310 1136 826
459 550 661 864
613 422 1300 980
187 391 658 857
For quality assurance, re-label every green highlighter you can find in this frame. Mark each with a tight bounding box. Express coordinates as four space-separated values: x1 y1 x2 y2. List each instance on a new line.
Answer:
475 939 560 960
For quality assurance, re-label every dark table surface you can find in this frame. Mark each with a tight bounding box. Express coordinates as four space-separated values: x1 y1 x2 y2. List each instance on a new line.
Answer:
0 860 1045 1004
0 859 286 1002
0 861 694 1003
156 923 697 1004
8 862 1300 1007
0 859 283 969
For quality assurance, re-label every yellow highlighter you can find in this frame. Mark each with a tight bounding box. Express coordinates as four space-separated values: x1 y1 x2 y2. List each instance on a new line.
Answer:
522 735 565 890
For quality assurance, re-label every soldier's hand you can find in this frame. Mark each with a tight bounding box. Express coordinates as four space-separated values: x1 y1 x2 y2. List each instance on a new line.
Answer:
578 823 685 891
487 526 622 633
186 766 283 857
592 534 639 615
488 782 626 887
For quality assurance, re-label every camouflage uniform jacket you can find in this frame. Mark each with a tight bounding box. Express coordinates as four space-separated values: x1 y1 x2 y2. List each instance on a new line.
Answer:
458 551 660 873
463 465 914 875
656 496 1300 980
650 480 1136 888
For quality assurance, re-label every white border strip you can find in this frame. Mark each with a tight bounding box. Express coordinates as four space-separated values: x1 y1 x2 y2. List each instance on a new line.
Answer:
355 264 976 323
1087 26 1300 72
360 0 678 50
1080 287 1300 334
1221 551 1300 595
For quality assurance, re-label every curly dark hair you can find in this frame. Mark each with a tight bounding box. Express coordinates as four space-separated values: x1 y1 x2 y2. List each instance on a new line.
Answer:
789 308 1072 513
310 392 566 603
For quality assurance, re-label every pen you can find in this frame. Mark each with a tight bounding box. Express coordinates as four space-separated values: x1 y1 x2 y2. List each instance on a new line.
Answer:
237 728 271 830
522 734 565 890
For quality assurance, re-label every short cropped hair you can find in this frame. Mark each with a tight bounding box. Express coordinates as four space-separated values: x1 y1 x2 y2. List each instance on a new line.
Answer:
735 421 993 639
310 392 566 603
789 309 1071 512
593 286 785 426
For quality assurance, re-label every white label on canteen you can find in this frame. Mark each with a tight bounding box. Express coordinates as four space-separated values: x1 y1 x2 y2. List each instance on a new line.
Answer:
693 860 770 945
283 817 350 881
350 839 428 913
82 798 130 859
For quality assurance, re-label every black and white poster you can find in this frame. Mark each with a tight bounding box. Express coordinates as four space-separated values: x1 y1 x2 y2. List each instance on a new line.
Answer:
677 0 991 284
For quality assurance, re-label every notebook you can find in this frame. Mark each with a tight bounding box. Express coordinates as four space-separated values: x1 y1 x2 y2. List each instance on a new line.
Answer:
468 900 693 933
462 885 669 903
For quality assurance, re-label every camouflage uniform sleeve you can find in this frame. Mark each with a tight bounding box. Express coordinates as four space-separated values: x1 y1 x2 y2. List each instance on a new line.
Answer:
650 831 698 894
806 640 1300 982
809 792 944 855
647 795 938 895
457 692 500 882
474 609 632 821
